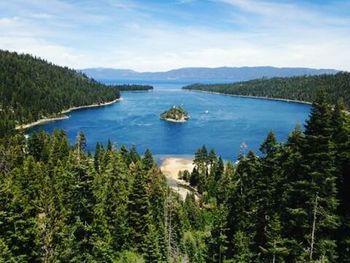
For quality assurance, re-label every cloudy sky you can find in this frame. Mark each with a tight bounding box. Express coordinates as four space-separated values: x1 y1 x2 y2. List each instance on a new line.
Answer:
0 0 349 71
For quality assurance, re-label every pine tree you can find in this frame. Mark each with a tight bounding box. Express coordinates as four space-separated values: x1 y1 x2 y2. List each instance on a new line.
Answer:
142 149 154 171
193 146 208 175
129 145 141 164
254 132 281 258
226 151 259 257
59 137 95 261
142 224 162 263
232 230 253 263
331 100 350 262
146 167 167 261
181 231 207 263
259 130 278 156
49 129 69 164
207 205 228 262
27 131 49 162
91 153 115 262
261 213 289 263
94 142 102 173
2 156 42 261
301 91 339 261
184 193 202 230
280 125 309 259
189 167 200 187
127 162 150 252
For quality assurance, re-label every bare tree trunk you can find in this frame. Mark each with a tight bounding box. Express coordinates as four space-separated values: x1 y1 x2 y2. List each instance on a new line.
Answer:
310 193 318 261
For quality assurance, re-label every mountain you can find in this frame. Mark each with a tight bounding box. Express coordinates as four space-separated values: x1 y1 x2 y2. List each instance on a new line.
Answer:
81 66 338 82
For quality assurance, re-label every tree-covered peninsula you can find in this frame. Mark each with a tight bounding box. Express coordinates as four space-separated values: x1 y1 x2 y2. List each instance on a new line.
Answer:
160 105 189 122
0 50 152 136
183 72 350 109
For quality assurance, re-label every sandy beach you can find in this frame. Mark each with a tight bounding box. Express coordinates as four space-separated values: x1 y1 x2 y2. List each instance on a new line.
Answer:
160 157 197 199
15 98 121 130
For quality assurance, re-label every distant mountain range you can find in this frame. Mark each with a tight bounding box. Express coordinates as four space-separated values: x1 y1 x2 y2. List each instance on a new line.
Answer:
81 66 339 82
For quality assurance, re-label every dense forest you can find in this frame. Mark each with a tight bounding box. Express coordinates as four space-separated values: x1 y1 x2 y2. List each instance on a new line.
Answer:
0 91 349 262
183 72 350 109
0 50 152 137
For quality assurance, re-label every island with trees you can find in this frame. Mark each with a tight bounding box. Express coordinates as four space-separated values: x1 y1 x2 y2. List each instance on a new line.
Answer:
160 105 190 122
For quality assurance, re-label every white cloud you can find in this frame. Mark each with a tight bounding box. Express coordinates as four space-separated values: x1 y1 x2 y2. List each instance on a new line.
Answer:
0 0 349 71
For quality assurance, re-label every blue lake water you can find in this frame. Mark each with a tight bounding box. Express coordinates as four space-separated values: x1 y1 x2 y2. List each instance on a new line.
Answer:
29 82 311 160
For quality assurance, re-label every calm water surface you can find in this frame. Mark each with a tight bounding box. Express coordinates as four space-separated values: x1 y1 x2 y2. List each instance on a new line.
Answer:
29 83 311 160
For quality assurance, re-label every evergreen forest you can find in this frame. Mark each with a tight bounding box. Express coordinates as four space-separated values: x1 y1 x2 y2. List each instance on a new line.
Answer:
183 72 350 109
1 91 349 262
0 50 152 137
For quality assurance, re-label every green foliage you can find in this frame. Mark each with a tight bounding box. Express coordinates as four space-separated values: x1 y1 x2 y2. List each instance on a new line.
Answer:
115 250 145 263
0 50 152 136
181 231 207 263
184 72 350 109
232 230 253 263
182 92 350 262
0 91 349 262
0 132 173 262
0 50 119 126
127 162 151 251
160 105 189 121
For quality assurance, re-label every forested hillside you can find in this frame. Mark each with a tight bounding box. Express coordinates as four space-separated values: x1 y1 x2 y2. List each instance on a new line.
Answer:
0 92 349 262
184 72 350 109
0 51 153 137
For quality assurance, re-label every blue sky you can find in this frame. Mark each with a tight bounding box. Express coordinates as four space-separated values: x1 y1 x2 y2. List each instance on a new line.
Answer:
0 0 349 71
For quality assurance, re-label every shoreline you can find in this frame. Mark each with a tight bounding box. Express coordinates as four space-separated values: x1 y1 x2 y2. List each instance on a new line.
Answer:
160 157 198 199
15 98 121 130
185 89 313 106
186 89 350 115
161 117 189 123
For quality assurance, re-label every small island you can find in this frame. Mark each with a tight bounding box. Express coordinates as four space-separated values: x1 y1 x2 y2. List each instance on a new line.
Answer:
160 106 190 123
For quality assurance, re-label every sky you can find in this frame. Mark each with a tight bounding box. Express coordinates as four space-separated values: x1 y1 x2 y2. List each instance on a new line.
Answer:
0 0 349 71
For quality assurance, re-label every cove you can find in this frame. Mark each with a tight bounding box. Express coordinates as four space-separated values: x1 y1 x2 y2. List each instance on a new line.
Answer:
29 82 311 160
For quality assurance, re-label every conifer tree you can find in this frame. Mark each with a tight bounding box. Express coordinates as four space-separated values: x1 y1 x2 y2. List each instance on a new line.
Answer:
142 224 162 263
184 193 202 230
207 205 228 262
142 149 154 171
331 100 350 262
232 230 253 263
302 91 339 261
261 213 289 263
59 136 95 261
127 162 150 252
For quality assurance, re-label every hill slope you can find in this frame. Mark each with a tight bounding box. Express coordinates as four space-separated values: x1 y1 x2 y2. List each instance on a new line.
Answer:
183 72 350 109
82 66 338 82
0 50 122 135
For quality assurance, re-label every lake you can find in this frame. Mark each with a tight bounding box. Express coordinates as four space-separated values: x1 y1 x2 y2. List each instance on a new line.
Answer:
29 82 311 160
